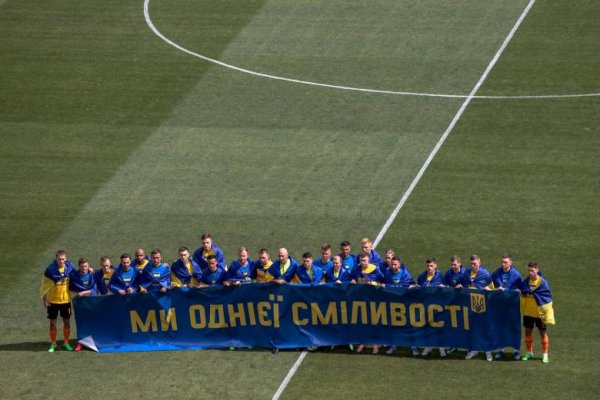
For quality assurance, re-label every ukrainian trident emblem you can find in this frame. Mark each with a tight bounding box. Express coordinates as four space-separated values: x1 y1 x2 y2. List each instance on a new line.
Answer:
470 293 486 314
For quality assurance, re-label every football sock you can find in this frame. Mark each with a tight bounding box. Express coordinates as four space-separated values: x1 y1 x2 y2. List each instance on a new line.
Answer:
49 327 57 344
541 335 549 354
525 334 533 353
63 328 70 343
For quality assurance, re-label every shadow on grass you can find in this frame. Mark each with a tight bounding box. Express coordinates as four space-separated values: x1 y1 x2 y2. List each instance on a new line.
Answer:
0 341 50 352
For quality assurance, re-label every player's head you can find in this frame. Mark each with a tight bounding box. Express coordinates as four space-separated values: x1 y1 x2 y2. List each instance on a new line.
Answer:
332 255 342 271
340 241 352 257
302 252 313 269
320 243 331 260
501 253 512 271
278 248 289 263
258 249 270 266
359 251 370 267
179 247 190 262
384 249 395 264
450 255 462 272
361 237 373 252
151 248 162 264
469 255 481 271
527 261 539 278
120 253 131 269
207 254 218 271
426 257 437 274
201 233 213 250
238 247 249 263
55 250 67 266
78 257 90 273
135 248 146 263
390 257 402 273
100 256 111 272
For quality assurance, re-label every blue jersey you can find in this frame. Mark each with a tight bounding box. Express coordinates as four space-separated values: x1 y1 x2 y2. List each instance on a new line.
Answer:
201 268 226 286
323 267 352 283
139 263 170 292
109 264 139 294
69 270 97 296
417 270 445 287
94 266 116 295
290 265 323 285
193 244 226 271
351 264 384 284
313 258 333 274
459 266 493 289
444 266 466 287
226 259 254 284
270 257 299 281
339 254 356 273
383 266 414 287
355 249 382 266
491 265 522 290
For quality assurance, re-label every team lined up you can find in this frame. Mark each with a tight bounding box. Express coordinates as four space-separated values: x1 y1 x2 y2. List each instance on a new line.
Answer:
40 234 554 362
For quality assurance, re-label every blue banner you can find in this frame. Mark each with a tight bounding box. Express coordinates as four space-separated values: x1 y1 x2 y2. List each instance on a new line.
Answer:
73 283 521 353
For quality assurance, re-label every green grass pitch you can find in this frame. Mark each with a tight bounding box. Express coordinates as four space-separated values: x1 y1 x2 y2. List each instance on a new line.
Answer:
0 0 599 399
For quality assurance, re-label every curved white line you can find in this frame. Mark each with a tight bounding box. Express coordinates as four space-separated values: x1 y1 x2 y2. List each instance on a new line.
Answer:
144 0 600 100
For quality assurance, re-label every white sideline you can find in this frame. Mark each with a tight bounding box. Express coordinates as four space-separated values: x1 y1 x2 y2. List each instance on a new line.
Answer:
143 0 599 100
272 1 538 398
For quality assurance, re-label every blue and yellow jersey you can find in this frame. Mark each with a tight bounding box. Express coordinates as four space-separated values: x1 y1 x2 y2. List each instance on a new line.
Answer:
193 244 227 271
444 266 465 287
417 270 444 287
170 259 202 287
351 263 384 285
133 258 149 272
292 265 323 285
459 266 493 289
520 274 555 324
94 267 116 295
40 260 75 304
253 260 275 283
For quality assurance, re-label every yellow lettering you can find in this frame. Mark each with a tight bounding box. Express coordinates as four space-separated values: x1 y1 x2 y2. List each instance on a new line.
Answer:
189 304 206 329
311 302 338 325
292 302 308 325
257 301 272 326
427 304 444 328
351 301 368 324
130 310 157 333
463 306 470 331
390 303 407 326
370 302 387 325
159 308 178 332
247 302 257 326
273 301 280 328
409 303 426 327
227 303 247 327
340 301 348 324
445 305 460 328
208 304 228 328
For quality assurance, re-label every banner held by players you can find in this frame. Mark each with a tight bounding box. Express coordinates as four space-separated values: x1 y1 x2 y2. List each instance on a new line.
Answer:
73 283 521 353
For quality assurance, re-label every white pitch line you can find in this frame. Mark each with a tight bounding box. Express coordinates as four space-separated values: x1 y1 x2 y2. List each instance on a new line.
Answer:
273 1 538 398
143 0 599 100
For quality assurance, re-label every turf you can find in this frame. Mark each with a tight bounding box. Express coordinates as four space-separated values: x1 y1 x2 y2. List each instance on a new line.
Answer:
0 0 599 399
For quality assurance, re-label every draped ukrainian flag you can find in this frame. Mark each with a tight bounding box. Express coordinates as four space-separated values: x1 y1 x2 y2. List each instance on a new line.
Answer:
520 275 555 325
